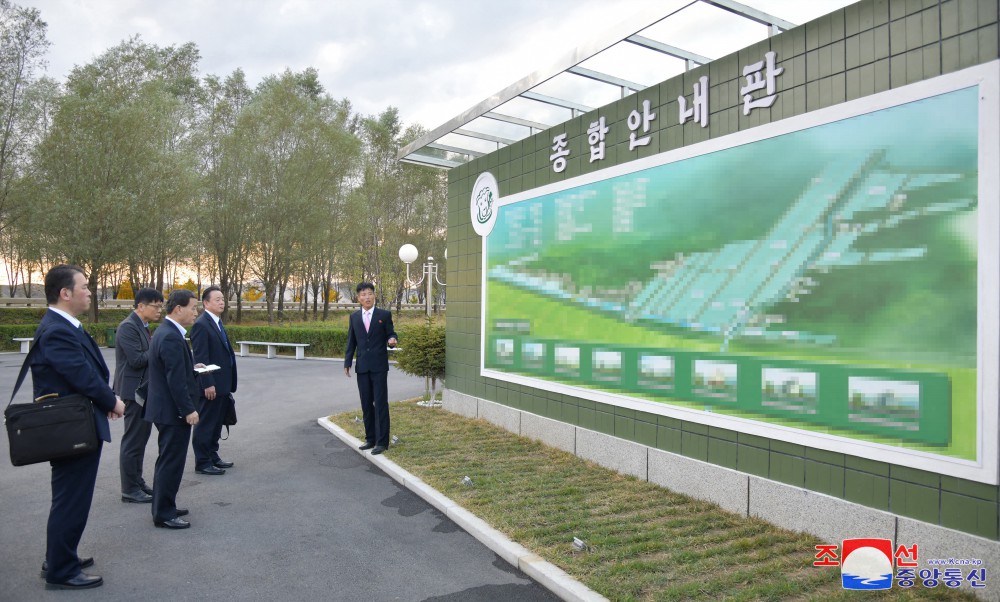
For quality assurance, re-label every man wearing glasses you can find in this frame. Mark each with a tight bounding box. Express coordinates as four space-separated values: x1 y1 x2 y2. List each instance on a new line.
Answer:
114 287 164 504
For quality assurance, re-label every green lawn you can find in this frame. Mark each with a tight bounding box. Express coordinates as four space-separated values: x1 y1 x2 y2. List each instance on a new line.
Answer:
332 402 977 601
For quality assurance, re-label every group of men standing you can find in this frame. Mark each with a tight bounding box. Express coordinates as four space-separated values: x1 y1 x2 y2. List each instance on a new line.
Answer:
30 266 237 590
27 268 394 592
116 285 238 530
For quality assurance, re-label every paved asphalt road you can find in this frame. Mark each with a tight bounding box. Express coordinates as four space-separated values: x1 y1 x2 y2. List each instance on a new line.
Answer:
0 349 558 602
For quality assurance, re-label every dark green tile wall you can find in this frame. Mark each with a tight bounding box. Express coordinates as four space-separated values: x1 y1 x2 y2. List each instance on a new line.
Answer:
444 0 1000 540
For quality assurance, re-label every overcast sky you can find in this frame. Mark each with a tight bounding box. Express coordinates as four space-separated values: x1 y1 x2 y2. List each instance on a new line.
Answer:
19 0 855 133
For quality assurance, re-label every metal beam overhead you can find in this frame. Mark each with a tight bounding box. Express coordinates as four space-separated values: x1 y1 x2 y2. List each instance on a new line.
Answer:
399 154 464 169
566 66 647 93
398 0 803 169
700 0 796 32
397 0 698 167
482 112 553 132
520 91 594 115
425 142 484 158
625 35 712 67
453 128 518 146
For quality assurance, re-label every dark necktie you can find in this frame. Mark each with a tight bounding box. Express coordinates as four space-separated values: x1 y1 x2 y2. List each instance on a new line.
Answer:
218 321 230 348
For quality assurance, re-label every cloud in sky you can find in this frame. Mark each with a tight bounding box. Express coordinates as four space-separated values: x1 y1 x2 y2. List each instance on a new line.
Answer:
18 0 854 131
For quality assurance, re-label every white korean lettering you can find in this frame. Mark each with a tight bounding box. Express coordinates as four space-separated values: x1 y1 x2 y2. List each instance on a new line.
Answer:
740 51 783 115
550 133 570 173
587 116 609 162
627 99 657 150
678 76 709 128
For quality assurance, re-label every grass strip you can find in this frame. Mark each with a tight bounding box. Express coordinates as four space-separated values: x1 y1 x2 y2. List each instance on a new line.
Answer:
331 401 976 601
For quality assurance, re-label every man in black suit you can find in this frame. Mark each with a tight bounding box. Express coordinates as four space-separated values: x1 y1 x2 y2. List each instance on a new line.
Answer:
190 285 237 475
31 265 125 590
114 287 164 504
144 290 200 529
344 282 398 455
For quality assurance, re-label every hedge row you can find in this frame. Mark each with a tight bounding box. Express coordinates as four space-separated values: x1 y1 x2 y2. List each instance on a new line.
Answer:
0 307 365 326
1 321 427 358
225 324 425 358
225 326 349 358
0 307 134 326
0 323 123 351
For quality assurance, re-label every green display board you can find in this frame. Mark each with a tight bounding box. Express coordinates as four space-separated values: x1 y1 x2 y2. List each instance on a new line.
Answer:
480 63 1000 483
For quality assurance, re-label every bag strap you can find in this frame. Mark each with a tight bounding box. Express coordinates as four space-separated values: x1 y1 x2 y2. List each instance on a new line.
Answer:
9 338 41 407
8 321 53 407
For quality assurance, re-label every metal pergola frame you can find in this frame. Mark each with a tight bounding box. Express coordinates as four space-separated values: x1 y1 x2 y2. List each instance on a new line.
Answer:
397 0 797 169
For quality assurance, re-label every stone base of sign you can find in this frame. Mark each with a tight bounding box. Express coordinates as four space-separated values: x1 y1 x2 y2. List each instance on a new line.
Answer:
442 389 478 419
748 475 895 544
576 427 647 480
896 517 999 601
648 448 748 516
478 397 520 434
521 412 576 455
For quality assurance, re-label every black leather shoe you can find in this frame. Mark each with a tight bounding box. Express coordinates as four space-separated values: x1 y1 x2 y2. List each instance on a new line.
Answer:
45 573 103 590
213 459 234 468
139 483 154 496
154 517 190 529
358 442 376 450
40 557 93 578
175 508 189 517
121 490 153 504
195 466 225 475
371 446 387 455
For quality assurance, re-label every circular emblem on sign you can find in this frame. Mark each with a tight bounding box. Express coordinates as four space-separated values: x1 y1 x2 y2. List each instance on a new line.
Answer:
471 172 499 237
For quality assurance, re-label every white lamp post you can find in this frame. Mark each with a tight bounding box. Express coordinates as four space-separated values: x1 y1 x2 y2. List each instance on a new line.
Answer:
399 243 446 317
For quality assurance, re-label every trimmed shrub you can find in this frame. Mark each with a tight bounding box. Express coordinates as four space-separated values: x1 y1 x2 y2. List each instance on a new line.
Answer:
394 319 446 395
225 326 349 358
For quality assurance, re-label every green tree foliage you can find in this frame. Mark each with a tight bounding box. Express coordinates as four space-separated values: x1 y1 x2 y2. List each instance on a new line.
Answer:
0 0 54 296
0 8 448 324
25 36 200 319
193 68 256 320
237 68 359 324
0 0 49 235
342 109 447 310
395 318 445 397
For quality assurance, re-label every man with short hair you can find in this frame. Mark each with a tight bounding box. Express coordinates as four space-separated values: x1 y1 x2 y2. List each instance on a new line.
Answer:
115 287 164 504
144 290 200 529
344 282 398 455
191 285 237 475
32 264 125 590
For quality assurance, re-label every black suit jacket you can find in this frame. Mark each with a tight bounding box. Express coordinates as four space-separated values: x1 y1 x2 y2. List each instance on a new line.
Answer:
113 311 150 402
190 312 237 396
344 307 397 373
144 320 198 425
30 310 116 442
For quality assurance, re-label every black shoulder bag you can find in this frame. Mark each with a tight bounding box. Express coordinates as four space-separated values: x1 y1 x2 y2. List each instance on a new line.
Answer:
4 339 100 466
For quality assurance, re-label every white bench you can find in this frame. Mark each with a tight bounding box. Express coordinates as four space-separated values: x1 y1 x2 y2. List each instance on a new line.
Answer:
12 337 33 353
235 341 310 360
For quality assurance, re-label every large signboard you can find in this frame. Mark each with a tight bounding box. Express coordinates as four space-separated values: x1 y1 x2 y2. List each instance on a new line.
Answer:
479 61 1000 484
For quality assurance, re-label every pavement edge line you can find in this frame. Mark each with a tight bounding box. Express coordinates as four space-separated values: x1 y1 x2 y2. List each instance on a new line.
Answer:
317 416 610 602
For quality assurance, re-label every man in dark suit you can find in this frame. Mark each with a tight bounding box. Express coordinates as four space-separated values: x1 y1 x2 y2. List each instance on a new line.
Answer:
190 285 237 475
114 287 164 504
144 290 200 529
344 282 398 455
31 265 125 590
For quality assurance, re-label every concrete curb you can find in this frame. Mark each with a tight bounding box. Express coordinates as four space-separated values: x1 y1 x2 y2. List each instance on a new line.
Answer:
317 416 609 602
